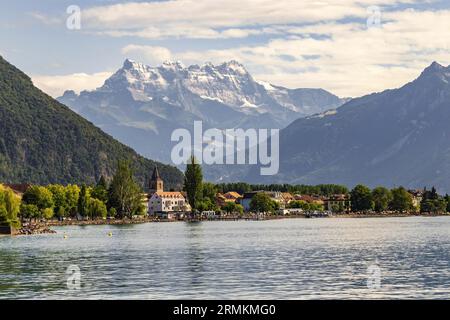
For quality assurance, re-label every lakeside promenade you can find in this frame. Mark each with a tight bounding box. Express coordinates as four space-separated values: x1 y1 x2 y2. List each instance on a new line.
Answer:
5 211 448 236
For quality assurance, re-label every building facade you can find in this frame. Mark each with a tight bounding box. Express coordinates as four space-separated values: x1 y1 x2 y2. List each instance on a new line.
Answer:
147 167 190 218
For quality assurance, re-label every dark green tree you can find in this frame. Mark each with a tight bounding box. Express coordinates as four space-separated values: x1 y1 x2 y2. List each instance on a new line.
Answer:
420 187 446 214
22 186 54 216
65 184 80 217
47 185 67 218
91 175 108 203
108 207 117 218
372 187 393 212
222 202 244 215
421 198 446 214
389 187 413 213
350 185 374 212
202 182 217 204
87 198 108 219
250 193 277 213
108 161 143 218
77 185 89 218
19 204 40 222
184 156 203 212
445 194 450 213
0 185 21 227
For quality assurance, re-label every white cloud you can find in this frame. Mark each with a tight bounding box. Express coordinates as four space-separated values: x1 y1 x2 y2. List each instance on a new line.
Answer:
82 0 420 39
120 8 450 97
28 12 62 25
31 2 450 98
32 72 113 97
121 45 173 65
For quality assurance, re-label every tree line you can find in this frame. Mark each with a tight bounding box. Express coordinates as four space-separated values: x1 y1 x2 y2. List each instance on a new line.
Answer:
350 185 450 213
216 183 349 196
0 161 147 228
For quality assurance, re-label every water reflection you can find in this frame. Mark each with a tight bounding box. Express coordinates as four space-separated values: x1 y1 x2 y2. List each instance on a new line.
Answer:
0 217 449 299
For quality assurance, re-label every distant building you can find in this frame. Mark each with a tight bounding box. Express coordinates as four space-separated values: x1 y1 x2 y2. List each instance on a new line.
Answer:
147 167 190 218
408 189 424 209
324 194 351 212
148 191 190 217
148 166 164 196
281 192 294 207
224 192 243 201
216 191 242 207
294 194 324 205
240 192 259 211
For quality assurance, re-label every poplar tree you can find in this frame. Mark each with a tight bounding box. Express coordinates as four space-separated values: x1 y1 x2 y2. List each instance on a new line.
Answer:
184 156 203 212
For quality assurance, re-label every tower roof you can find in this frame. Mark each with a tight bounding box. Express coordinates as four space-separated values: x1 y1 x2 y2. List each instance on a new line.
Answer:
151 166 162 181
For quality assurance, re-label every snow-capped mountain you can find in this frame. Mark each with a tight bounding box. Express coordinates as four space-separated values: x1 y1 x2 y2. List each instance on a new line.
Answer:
58 59 346 176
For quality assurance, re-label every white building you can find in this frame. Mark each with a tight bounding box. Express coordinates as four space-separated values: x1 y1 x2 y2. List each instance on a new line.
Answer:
148 191 190 217
147 166 190 218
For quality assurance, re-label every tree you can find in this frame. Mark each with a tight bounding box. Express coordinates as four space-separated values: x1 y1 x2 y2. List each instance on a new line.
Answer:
108 161 144 218
77 185 90 218
390 187 413 213
48 185 67 218
350 185 374 212
250 193 277 213
91 176 108 203
88 198 108 219
55 206 66 220
445 194 450 213
372 187 393 212
429 187 439 200
22 186 54 211
108 207 117 218
42 208 54 220
197 198 217 212
0 206 8 227
202 182 217 204
421 187 446 214
421 198 447 214
330 203 341 213
65 184 80 217
0 185 21 228
222 202 243 215
19 204 40 222
289 200 309 210
308 203 324 212
184 156 203 212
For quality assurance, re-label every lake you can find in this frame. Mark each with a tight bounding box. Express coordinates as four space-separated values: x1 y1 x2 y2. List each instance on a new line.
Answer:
1 217 450 299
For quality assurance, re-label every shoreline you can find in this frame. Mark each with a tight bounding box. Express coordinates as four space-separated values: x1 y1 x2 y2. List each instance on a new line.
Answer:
9 212 448 235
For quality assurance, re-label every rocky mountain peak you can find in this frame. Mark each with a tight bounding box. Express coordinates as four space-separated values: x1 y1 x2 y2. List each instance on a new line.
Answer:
417 61 450 82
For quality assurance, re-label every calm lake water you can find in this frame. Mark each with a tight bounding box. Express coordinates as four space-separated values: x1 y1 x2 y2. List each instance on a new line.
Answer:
1 217 450 299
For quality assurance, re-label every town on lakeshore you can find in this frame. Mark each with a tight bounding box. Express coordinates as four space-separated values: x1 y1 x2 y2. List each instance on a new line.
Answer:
1 157 449 235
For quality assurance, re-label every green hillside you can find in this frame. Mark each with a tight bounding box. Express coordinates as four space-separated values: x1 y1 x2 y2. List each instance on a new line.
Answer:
0 56 183 189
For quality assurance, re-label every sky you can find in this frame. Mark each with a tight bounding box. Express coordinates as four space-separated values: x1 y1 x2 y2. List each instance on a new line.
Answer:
1 0 450 98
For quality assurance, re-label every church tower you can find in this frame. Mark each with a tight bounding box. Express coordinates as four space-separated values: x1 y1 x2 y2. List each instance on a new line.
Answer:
149 166 164 195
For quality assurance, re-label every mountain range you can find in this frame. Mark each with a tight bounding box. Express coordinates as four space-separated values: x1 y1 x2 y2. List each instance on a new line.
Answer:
246 62 450 192
0 55 184 189
58 59 347 165
44 57 450 192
